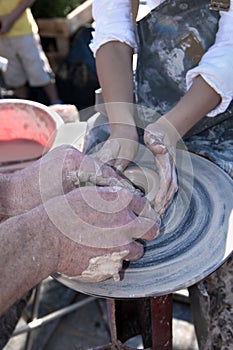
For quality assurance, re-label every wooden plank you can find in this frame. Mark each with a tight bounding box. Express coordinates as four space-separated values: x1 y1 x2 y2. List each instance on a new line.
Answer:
37 18 69 37
66 0 93 35
37 0 93 38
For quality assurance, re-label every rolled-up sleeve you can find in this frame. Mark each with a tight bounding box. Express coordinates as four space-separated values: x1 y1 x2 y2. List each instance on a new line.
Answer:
90 0 137 56
186 2 233 116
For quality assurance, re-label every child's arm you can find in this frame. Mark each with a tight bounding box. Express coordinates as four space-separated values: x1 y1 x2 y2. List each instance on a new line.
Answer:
144 75 221 215
0 0 36 34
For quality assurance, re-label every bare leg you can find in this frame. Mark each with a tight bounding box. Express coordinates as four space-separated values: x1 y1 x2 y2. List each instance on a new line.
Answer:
15 84 28 99
42 80 61 104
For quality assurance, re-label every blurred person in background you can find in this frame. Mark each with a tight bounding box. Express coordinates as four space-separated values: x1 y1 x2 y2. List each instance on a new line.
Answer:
0 0 61 104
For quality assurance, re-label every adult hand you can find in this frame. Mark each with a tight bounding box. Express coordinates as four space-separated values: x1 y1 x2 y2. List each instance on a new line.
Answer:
0 184 160 314
41 185 161 282
144 121 178 215
94 124 139 172
4 145 136 216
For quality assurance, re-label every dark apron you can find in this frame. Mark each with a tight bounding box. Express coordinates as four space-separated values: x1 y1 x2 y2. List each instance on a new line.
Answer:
135 1 233 349
83 2 233 348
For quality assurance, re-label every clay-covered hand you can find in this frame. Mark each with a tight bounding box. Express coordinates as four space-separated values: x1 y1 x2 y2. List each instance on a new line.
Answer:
94 124 139 172
3 145 136 216
0 183 160 314
144 122 178 215
41 185 161 282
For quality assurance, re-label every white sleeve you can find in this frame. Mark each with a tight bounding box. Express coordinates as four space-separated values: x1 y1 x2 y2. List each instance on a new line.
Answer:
90 0 137 56
186 3 233 117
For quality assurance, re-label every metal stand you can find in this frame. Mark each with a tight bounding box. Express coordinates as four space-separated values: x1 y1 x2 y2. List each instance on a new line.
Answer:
92 295 173 350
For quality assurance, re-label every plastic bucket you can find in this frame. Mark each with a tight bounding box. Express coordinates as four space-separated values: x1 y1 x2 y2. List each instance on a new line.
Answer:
0 99 64 164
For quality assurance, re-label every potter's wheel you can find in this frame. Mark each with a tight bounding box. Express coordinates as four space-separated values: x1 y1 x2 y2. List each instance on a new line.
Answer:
53 149 233 298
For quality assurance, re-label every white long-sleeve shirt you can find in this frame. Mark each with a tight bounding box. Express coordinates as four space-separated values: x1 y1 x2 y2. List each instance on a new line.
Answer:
91 0 233 116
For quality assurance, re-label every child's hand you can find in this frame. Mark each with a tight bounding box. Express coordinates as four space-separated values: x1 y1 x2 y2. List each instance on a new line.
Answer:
94 123 139 172
144 122 178 215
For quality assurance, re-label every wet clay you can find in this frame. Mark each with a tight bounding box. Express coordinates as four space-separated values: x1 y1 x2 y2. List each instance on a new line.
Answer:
123 166 159 203
0 140 48 163
67 250 130 283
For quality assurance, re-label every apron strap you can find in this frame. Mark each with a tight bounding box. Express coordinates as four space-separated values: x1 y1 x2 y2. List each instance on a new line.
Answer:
132 0 139 23
209 0 230 11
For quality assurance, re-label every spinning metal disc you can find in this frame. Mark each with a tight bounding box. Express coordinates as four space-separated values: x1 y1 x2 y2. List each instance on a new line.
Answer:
53 150 233 298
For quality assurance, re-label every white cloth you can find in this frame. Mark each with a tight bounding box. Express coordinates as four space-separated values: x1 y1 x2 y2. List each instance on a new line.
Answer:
90 1 160 55
91 0 233 116
186 3 233 116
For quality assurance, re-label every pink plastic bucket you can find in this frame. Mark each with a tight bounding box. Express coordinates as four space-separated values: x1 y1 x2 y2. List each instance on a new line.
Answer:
0 99 63 164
